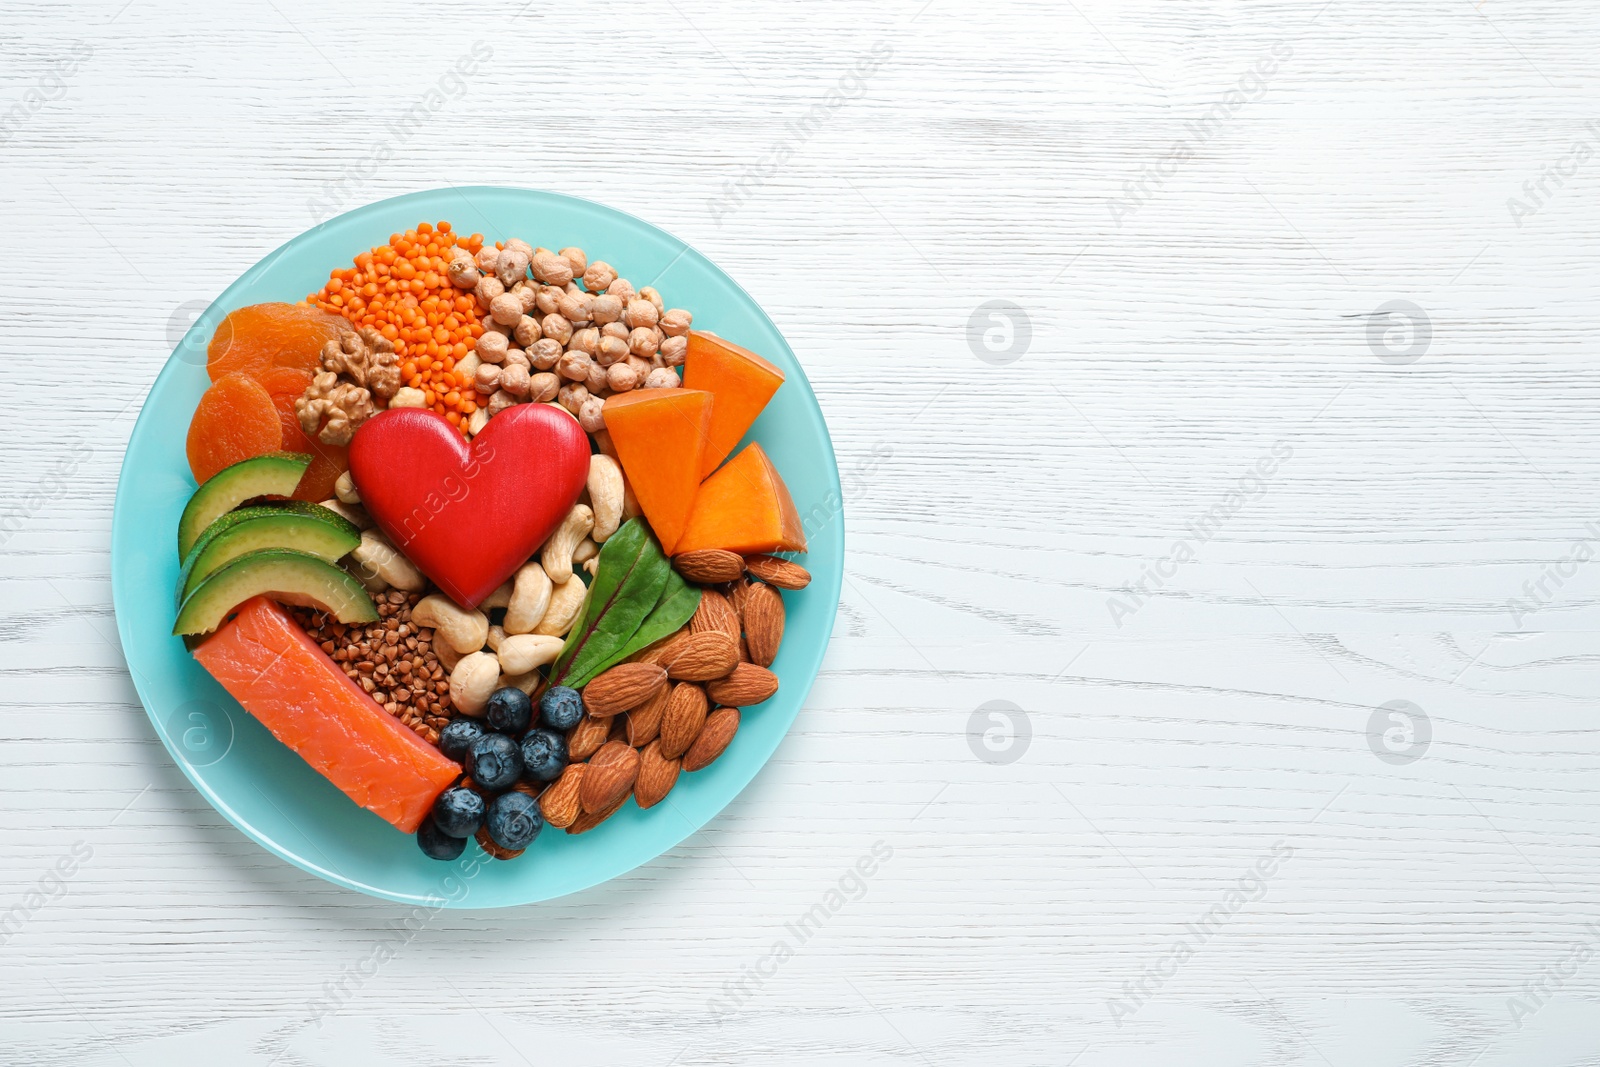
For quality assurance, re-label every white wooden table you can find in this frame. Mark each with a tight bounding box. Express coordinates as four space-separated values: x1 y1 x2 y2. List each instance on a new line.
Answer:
5 0 1600 1062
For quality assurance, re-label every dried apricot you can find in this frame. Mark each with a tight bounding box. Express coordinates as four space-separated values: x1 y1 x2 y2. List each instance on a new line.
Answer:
292 442 349 502
207 303 348 383
186 374 283 483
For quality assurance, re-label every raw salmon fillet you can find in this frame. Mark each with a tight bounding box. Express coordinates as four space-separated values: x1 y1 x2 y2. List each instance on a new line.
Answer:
192 596 459 833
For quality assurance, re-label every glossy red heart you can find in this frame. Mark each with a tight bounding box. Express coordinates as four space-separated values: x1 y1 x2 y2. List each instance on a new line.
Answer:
348 405 590 610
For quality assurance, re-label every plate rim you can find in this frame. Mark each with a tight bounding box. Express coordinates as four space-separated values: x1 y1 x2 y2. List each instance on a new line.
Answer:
111 185 842 907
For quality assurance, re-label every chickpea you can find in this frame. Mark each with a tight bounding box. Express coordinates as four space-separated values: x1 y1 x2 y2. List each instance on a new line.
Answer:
584 360 609 395
623 299 659 330
541 313 573 346
535 285 564 316
557 350 592 382
476 331 509 364
590 293 622 326
628 326 661 358
532 250 574 286
529 337 563 370
659 308 692 337
596 334 629 367
474 275 505 310
475 246 501 273
607 361 640 392
643 368 681 389
583 260 617 293
558 382 590 415
659 334 688 366
514 315 543 348
559 291 593 324
490 292 523 327
560 247 588 277
639 286 665 315
500 363 531 398
578 395 606 433
569 326 600 356
474 364 502 394
529 371 560 403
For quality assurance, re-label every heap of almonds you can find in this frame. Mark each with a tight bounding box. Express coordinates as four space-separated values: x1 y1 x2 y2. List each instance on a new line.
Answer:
534 551 810 837
294 590 453 743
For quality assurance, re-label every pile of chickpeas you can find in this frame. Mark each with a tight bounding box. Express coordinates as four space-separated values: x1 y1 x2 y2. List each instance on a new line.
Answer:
438 239 693 436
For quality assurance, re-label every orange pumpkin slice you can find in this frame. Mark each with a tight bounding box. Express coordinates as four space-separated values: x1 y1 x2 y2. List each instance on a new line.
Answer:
601 388 714 555
676 442 806 556
681 331 785 479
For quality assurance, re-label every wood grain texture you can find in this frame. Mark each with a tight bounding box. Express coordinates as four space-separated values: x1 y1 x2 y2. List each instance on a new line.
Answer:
4 0 1600 1062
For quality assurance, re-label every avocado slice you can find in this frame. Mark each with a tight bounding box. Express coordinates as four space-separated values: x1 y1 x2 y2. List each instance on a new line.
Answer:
177 503 361 605
173 548 378 636
177 452 313 557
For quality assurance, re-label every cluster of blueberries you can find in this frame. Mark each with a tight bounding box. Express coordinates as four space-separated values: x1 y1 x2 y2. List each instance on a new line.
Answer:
416 685 585 861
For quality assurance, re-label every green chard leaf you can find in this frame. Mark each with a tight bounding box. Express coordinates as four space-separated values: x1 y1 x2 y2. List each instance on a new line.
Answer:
553 519 673 687
613 567 701 667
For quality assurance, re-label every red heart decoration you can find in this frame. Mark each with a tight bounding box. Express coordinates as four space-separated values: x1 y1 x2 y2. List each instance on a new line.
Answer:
348 405 590 610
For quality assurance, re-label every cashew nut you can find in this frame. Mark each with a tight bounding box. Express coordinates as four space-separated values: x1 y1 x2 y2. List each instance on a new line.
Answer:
334 470 360 505
485 624 506 652
541 504 593 585
572 538 598 566
411 594 490 654
583 556 599 577
449 651 501 716
621 475 643 520
498 670 543 696
434 640 464 672
318 499 373 531
467 407 489 437
504 561 552 635
534 576 587 636
586 454 624 542
349 530 427 593
497 633 565 674
481 580 513 610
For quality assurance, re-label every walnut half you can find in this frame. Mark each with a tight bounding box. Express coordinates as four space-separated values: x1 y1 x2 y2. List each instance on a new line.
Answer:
293 327 400 446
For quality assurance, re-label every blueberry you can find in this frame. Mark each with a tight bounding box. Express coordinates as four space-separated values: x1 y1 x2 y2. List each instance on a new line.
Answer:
438 718 487 763
520 728 568 782
465 733 523 792
485 686 533 734
417 818 466 861
539 685 584 731
485 791 543 851
431 786 485 838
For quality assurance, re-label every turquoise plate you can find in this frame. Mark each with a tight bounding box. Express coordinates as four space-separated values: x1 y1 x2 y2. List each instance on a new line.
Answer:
111 187 841 907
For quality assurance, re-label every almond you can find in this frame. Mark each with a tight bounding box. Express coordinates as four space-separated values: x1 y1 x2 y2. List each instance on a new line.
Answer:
744 554 810 590
567 791 627 834
690 589 741 641
726 577 753 619
475 825 524 860
742 583 785 667
538 764 585 828
659 682 709 760
630 626 693 667
673 549 745 584
634 740 681 809
683 706 740 772
582 662 668 717
607 712 630 743
626 683 670 746
705 662 778 707
579 740 639 813
568 713 611 761
662 630 740 682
